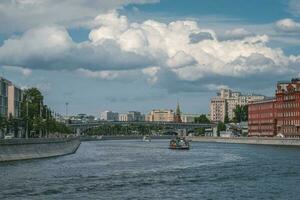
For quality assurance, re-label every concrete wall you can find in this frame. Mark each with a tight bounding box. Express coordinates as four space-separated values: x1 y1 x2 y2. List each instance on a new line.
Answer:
192 136 300 146
0 138 80 162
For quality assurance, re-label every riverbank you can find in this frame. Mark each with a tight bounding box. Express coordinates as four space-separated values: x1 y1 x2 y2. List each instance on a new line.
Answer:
80 135 173 141
192 136 300 146
0 137 81 162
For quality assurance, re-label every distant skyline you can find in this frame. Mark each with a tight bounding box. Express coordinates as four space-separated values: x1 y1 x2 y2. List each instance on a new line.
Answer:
1 0 300 116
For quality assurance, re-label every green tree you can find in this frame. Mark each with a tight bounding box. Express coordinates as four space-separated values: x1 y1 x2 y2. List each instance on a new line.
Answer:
233 105 248 123
217 122 226 137
20 88 72 138
0 114 7 138
194 127 206 136
224 113 230 124
194 114 210 123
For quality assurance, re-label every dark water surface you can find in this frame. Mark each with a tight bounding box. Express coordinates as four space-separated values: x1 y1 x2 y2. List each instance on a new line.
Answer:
1 140 300 200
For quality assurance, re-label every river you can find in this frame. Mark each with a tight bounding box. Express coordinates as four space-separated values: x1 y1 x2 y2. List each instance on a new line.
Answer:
1 140 300 199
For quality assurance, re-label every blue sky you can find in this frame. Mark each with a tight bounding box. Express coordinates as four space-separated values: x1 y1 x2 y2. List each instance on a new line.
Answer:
0 0 300 116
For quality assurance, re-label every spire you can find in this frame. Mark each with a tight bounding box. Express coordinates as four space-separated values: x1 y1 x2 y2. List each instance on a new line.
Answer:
176 101 181 115
174 101 182 123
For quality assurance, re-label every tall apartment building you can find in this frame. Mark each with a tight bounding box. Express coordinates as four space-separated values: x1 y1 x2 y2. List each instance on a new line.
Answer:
0 77 10 117
249 78 300 137
8 85 23 118
100 111 119 121
210 89 265 122
0 77 23 118
146 109 175 122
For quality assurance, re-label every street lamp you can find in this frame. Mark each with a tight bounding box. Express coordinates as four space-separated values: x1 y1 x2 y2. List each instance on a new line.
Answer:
65 102 69 117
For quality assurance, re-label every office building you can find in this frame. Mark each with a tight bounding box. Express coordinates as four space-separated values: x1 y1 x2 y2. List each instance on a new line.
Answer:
210 89 265 122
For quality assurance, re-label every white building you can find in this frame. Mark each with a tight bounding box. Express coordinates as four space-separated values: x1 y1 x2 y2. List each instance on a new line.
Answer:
119 113 129 121
119 111 145 122
181 114 200 123
100 111 119 121
210 89 265 122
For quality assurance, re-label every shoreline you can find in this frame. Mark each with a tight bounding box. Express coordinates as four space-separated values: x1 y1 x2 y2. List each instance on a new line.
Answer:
0 137 81 162
80 135 173 141
191 136 300 146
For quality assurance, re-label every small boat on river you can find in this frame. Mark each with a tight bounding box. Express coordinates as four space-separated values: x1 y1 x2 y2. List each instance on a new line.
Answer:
169 137 190 150
142 135 151 142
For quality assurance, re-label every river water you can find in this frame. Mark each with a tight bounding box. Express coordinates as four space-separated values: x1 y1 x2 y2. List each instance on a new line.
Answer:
1 140 300 199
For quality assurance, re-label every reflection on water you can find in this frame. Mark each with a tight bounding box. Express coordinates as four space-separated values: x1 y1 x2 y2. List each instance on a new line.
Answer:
1 140 300 199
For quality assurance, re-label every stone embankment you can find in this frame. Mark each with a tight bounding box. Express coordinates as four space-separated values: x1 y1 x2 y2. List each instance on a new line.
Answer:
192 137 300 146
0 137 81 162
80 135 172 141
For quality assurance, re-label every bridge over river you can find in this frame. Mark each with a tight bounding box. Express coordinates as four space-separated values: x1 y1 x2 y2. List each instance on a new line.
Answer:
67 121 217 136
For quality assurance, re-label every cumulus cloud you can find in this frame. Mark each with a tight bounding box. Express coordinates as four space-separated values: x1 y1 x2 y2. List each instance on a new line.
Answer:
2 66 32 76
0 25 155 71
0 0 159 33
224 28 253 39
275 18 300 32
0 10 299 92
288 0 300 17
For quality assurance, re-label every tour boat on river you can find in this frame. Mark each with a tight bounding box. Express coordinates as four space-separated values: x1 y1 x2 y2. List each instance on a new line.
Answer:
142 135 151 142
169 137 190 150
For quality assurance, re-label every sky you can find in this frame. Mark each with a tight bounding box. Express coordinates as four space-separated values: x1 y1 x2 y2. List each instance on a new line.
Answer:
1 0 300 116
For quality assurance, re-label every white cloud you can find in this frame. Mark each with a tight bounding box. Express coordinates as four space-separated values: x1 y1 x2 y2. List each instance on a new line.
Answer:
0 10 299 92
76 68 120 80
275 18 300 32
0 0 159 33
288 0 300 17
225 28 253 38
205 84 230 91
2 66 32 76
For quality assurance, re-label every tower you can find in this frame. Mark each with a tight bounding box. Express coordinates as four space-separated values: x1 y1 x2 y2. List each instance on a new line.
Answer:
174 101 182 123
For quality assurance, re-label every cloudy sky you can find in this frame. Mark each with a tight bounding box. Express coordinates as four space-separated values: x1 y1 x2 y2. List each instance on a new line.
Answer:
1 0 300 116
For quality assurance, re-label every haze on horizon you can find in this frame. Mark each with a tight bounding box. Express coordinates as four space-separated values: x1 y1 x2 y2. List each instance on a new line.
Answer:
0 0 300 116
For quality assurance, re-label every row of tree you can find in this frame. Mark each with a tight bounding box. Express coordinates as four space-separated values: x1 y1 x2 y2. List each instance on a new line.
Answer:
0 88 71 138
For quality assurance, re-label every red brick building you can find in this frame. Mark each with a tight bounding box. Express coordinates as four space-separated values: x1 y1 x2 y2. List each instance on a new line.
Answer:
275 79 300 137
248 79 300 137
248 99 276 137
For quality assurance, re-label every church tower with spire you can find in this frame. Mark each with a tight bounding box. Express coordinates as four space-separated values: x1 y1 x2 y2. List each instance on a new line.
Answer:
174 101 182 123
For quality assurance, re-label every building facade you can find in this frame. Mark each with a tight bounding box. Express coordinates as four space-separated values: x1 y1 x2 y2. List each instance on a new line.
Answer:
181 114 200 123
0 78 11 117
248 79 300 137
8 85 23 118
100 111 119 121
118 113 128 121
275 79 300 137
210 89 265 122
118 111 145 122
248 99 276 137
146 109 175 122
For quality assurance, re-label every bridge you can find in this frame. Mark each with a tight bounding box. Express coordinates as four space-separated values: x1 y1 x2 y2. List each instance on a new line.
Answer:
67 121 217 136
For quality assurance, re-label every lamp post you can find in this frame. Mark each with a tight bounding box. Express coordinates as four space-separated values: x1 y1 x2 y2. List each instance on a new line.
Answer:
65 102 69 117
26 100 29 139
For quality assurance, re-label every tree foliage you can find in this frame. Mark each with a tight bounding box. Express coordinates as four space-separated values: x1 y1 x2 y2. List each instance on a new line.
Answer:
233 105 248 123
217 122 226 136
194 114 210 123
224 113 230 123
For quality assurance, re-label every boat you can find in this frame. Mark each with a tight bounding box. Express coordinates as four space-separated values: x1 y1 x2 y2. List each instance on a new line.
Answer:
169 137 190 150
142 135 151 142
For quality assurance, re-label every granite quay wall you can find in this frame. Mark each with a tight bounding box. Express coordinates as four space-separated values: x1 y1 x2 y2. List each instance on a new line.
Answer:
0 138 81 162
191 137 300 146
